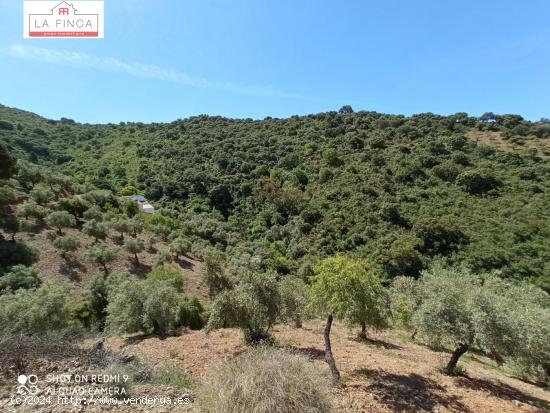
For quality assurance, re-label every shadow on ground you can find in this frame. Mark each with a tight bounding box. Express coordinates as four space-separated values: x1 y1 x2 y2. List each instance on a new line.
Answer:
358 370 471 412
129 262 152 278
455 375 550 411
357 337 403 350
284 346 326 360
60 256 86 281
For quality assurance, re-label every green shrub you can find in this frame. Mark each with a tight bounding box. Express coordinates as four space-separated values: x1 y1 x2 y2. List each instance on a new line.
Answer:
142 281 181 336
147 266 184 292
0 265 40 292
178 295 205 330
106 280 146 334
198 347 332 413
154 250 172 267
0 282 72 335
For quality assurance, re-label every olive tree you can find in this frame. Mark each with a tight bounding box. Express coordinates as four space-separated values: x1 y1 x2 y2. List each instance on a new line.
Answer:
309 255 390 384
112 218 132 241
154 250 172 267
412 267 520 374
170 237 191 260
106 280 146 334
30 186 54 206
87 245 117 274
16 201 48 221
57 196 91 221
106 279 200 336
0 282 72 335
207 269 282 344
124 238 144 264
46 211 76 235
83 219 108 243
53 235 81 258
142 281 181 336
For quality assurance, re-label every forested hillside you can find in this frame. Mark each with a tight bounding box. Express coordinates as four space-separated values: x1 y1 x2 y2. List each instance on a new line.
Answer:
1 104 548 290
1 105 550 411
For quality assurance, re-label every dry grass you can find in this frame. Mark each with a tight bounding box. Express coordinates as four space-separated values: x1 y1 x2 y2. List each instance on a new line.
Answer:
109 322 550 413
196 346 332 413
466 130 550 159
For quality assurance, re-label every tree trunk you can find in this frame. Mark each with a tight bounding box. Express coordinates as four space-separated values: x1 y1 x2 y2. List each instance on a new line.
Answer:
543 363 550 381
324 313 342 386
134 253 139 265
490 347 504 366
411 328 418 340
358 321 367 340
445 343 468 374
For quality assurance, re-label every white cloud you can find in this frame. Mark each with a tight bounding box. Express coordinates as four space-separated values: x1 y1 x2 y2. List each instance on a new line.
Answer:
6 44 302 99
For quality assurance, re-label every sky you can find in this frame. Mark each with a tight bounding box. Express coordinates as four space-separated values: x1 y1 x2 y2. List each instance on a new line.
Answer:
0 0 549 124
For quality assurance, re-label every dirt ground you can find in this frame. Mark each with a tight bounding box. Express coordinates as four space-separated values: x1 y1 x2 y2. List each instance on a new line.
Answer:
12 225 207 299
106 322 550 413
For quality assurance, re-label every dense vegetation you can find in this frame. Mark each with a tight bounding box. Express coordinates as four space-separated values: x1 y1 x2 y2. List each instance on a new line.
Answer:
1 105 550 392
1 105 549 290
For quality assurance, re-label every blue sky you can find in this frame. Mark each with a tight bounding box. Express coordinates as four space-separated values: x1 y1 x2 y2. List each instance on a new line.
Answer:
0 0 549 123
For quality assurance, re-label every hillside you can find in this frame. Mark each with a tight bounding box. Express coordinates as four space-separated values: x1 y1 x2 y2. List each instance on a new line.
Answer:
0 105 549 412
1 105 549 289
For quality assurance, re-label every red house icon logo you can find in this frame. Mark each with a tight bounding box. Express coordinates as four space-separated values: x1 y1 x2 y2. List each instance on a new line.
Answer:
24 1 104 38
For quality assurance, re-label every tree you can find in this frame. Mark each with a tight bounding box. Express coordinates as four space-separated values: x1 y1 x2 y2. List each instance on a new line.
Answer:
112 218 132 241
83 206 104 221
16 162 42 190
310 256 389 339
87 245 117 274
53 235 80 258
129 217 144 237
2 215 20 241
0 282 71 335
154 250 172 267
338 105 354 114
57 196 90 221
123 199 139 218
124 238 144 264
411 267 526 374
16 201 48 221
46 211 76 235
455 169 500 195
142 281 181 336
87 271 131 328
0 143 17 179
207 269 283 344
82 219 108 242
30 186 53 206
0 265 40 292
170 237 191 260
389 276 422 337
279 276 309 328
201 248 230 298
309 256 390 384
106 280 145 334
